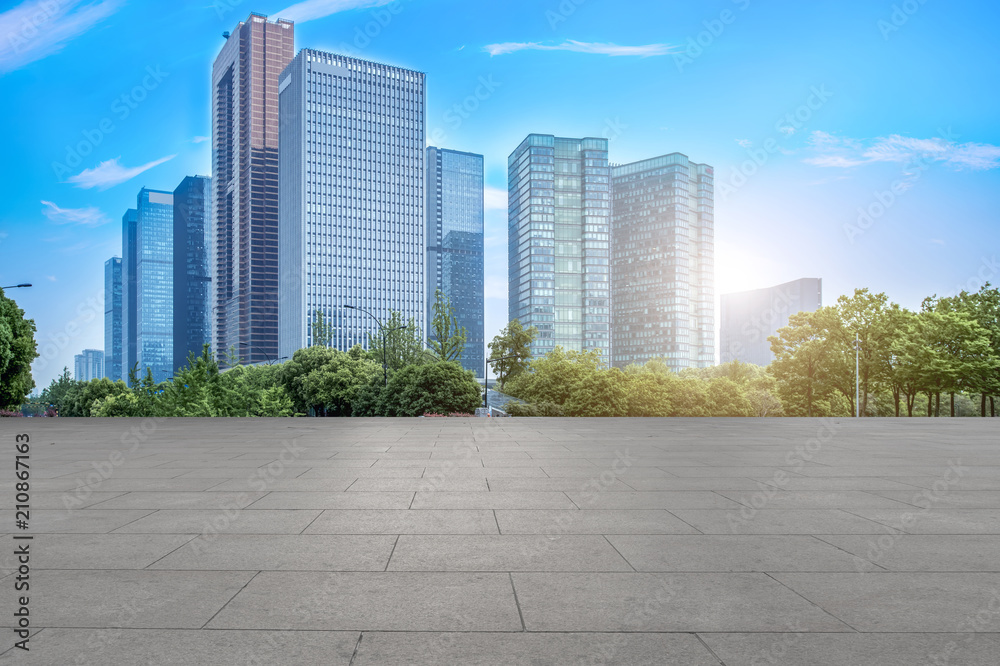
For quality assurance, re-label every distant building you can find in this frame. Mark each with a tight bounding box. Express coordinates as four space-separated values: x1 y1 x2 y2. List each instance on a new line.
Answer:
720 278 823 366
211 13 294 366
427 147 484 376
136 188 175 383
104 257 123 381
74 349 104 382
278 48 426 358
611 154 715 370
173 175 212 372
121 208 138 381
508 134 611 359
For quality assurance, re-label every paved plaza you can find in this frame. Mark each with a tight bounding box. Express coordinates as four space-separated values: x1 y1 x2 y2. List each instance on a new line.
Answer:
1 417 999 664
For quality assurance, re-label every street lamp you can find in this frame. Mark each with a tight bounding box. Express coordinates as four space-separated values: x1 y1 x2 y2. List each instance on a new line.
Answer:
1 284 32 289
484 355 519 412
238 342 275 365
854 333 861 418
343 305 412 386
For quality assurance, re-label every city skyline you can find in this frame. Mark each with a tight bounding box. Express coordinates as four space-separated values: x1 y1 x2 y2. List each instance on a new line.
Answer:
2 0 998 388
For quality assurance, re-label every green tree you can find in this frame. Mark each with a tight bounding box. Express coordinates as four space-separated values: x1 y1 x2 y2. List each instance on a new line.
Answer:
488 319 538 388
280 345 380 416
363 361 482 417
428 290 467 362
40 368 79 414
0 289 39 409
366 311 427 377
769 311 839 417
62 378 132 417
311 309 334 348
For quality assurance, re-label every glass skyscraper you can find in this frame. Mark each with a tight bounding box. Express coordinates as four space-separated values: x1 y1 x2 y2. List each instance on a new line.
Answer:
173 175 212 372
74 349 104 382
278 48 426 358
136 188 175 383
610 154 715 370
212 13 294 366
508 135 611 359
721 278 822 367
121 208 138 382
104 257 123 381
427 147 484 376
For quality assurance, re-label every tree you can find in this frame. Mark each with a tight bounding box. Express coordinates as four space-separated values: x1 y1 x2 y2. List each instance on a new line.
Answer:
62 378 131 417
488 319 538 388
362 361 482 417
0 289 38 409
428 290 467 363
280 345 380 416
769 311 838 417
311 309 334 348
40 368 79 414
366 311 427 376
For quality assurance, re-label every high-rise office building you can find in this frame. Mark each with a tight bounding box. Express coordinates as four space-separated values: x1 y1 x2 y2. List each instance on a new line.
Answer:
121 208 138 381
720 278 823 367
173 175 212 372
136 188 174 383
278 48 426 358
212 13 294 366
611 154 715 370
508 135 611 359
427 147 484 376
104 257 123 381
74 349 104 382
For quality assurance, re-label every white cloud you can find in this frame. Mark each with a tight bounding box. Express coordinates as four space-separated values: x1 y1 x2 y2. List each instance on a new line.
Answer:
484 186 507 211
272 0 395 23
0 0 122 75
191 136 210 144
47 275 57 282
40 200 108 227
484 40 677 58
805 132 1000 171
930 239 946 246
66 155 176 190
735 139 752 148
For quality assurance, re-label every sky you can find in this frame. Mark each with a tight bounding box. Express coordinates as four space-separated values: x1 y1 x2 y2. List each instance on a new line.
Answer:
1 0 998 390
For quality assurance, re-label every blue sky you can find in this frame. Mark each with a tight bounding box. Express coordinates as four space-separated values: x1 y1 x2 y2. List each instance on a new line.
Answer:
1 0 998 389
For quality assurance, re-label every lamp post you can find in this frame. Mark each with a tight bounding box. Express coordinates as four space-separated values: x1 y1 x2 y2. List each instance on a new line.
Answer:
484 355 518 412
1 284 32 290
343 305 412 386
238 342 275 366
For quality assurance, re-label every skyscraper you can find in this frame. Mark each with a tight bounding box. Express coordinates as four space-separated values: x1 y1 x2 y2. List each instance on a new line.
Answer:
136 188 174 383
173 175 212 372
121 208 138 381
212 13 294 366
278 48 426 358
508 135 611 359
74 349 104 382
427 147 484 376
721 278 823 366
104 257 123 381
611 154 715 370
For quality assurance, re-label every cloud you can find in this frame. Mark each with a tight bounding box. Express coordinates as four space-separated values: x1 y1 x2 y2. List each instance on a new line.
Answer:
191 136 210 144
47 275 57 282
65 155 176 190
930 239 946 246
272 0 395 23
735 139 752 148
484 186 507 211
0 0 122 75
804 132 1000 171
484 40 677 58
40 200 108 227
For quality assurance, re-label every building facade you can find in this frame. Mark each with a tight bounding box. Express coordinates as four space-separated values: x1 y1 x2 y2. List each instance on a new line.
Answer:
121 208 138 382
720 278 823 367
508 135 611 359
426 147 484 376
611 154 715 370
278 48 426 358
173 175 212 372
74 349 104 383
104 257 123 381
212 13 294 366
136 188 175 383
